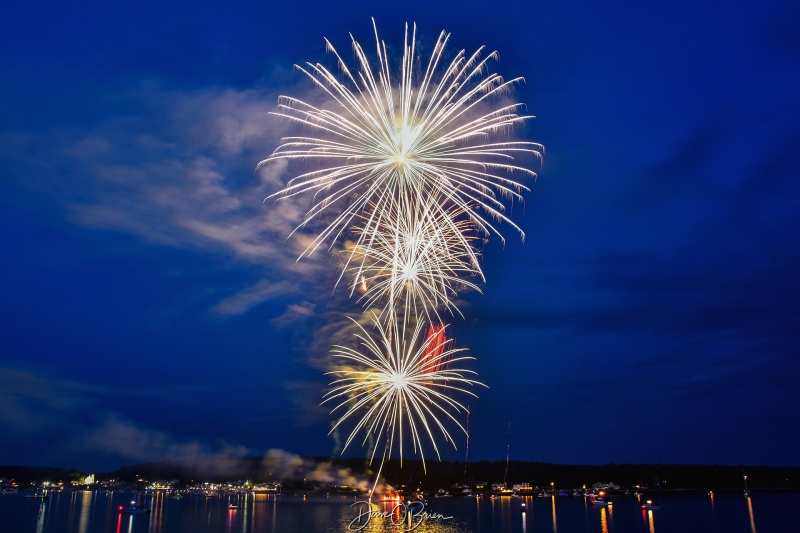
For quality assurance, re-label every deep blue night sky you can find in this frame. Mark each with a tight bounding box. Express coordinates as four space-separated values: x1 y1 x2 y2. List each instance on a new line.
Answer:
2 0 799 472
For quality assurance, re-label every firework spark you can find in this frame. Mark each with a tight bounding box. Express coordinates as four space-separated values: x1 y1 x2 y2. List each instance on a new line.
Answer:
323 314 484 477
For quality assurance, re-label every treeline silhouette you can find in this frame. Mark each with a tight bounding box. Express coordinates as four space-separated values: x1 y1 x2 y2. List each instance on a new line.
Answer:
3 459 799 491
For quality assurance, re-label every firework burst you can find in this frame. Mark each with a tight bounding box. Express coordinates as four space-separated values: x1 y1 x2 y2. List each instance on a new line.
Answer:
263 20 541 485
323 314 484 476
341 193 483 324
261 19 542 268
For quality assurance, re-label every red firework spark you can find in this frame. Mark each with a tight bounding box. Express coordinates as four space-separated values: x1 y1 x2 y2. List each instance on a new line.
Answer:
421 324 449 376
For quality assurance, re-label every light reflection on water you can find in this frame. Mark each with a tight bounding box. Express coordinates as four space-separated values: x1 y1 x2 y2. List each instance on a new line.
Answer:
1 491 797 533
36 500 46 533
78 491 92 533
747 496 757 533
600 507 608 533
551 495 558 533
608 500 615 531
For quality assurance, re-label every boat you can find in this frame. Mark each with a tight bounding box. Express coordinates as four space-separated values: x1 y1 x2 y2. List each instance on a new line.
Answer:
119 496 150 514
434 489 452 498
119 505 150 514
252 483 281 494
642 500 662 510
590 496 611 506
228 504 237 510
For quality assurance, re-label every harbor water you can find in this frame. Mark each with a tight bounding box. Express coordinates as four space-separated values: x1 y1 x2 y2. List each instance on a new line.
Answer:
2 490 798 533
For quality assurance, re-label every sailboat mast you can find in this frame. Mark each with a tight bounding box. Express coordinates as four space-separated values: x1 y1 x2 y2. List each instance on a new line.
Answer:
503 422 511 484
463 405 470 481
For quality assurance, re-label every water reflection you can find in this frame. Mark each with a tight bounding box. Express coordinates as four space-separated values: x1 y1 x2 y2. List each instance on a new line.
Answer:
607 499 614 530
150 491 165 533
36 500 47 533
746 496 757 533
248 492 278 532
501 496 513 533
115 512 134 533
600 507 608 533
67 491 77 528
709 491 716 529
78 491 92 533
271 494 277 531
639 505 657 533
582 495 590 530
240 494 249 533
227 506 236 533
5 489 798 533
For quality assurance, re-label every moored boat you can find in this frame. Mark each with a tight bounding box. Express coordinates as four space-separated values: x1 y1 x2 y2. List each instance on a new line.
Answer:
590 496 611 506
119 505 150 514
642 500 662 510
119 496 150 514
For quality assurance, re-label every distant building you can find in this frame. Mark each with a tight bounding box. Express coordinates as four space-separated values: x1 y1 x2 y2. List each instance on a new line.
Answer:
593 482 620 491
71 474 95 486
253 482 281 493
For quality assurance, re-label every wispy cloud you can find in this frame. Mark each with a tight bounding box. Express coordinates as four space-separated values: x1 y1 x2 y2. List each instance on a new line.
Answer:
0 367 387 486
0 366 253 469
0 367 94 435
212 279 299 316
83 416 252 465
3 80 333 316
269 301 316 327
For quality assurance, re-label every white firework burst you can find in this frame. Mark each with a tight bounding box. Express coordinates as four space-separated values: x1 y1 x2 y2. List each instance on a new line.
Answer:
342 193 483 324
261 21 540 488
262 20 542 268
323 314 484 474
